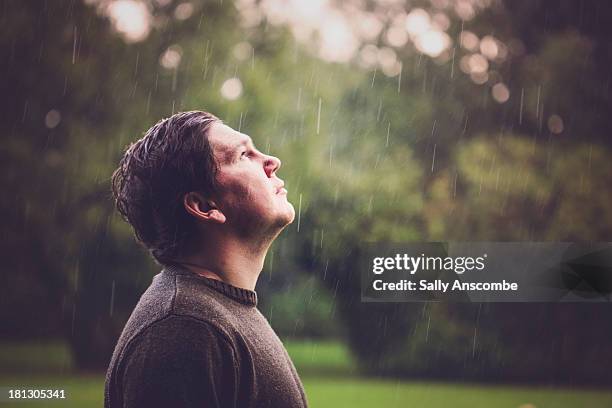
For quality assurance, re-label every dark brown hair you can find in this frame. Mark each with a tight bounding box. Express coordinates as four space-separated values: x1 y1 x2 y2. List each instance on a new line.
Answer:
111 111 219 265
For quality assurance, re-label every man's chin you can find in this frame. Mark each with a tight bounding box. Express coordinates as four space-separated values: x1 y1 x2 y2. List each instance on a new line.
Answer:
286 203 296 223
276 205 296 228
285 212 296 226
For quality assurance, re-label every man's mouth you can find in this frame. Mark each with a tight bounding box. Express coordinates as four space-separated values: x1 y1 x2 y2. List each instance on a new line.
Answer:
275 182 287 195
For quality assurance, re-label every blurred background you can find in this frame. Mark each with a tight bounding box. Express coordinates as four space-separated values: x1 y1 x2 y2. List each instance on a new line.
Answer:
2 0 612 406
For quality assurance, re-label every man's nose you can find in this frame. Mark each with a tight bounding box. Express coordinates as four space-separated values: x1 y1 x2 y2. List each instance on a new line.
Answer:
264 155 281 177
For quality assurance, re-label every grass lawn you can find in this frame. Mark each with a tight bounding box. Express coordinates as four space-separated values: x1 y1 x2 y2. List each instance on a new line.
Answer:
303 377 612 408
0 374 101 408
1 340 612 407
2 373 611 408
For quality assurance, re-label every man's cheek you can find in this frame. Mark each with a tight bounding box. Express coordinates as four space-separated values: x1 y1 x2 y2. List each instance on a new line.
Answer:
218 176 248 197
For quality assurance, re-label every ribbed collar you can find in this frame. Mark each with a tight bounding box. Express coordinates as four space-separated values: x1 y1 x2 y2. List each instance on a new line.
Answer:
163 264 258 307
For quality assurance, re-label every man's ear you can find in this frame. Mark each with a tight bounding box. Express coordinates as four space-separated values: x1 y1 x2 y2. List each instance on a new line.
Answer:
183 192 226 224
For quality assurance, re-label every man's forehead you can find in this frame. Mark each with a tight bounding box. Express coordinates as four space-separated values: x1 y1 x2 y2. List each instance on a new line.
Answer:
209 123 253 149
207 123 254 165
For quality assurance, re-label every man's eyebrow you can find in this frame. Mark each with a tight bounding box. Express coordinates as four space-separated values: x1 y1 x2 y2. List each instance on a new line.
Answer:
220 137 254 163
233 136 253 150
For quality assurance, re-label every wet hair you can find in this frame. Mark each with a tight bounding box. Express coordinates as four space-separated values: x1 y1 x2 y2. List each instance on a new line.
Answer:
111 111 219 265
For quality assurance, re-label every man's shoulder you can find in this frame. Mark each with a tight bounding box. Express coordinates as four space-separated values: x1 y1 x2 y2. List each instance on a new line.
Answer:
127 271 252 357
124 314 237 359
113 270 177 349
120 269 246 347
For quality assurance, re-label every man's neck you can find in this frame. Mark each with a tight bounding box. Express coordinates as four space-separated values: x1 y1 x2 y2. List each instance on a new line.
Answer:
177 232 273 291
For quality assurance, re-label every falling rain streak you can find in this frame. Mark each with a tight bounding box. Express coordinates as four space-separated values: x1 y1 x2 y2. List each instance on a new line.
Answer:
386 122 391 147
397 62 403 93
297 193 302 232
431 144 437 172
316 97 322 135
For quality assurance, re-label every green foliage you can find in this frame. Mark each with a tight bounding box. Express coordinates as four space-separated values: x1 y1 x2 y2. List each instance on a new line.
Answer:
266 276 341 339
374 303 506 379
425 135 612 241
308 142 424 250
284 340 357 377
0 341 72 374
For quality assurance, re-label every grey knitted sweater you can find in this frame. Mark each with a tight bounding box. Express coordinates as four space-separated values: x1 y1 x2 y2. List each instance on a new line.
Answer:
104 265 307 408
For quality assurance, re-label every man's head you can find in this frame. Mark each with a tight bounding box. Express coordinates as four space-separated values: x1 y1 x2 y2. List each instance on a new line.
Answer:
111 111 294 265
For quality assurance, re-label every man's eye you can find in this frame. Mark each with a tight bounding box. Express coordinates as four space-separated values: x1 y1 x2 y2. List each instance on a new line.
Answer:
240 151 249 159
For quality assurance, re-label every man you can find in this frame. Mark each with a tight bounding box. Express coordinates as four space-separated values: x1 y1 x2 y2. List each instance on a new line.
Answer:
105 111 307 408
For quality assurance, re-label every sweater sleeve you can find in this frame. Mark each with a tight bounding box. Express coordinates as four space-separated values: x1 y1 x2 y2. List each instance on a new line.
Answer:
118 315 240 408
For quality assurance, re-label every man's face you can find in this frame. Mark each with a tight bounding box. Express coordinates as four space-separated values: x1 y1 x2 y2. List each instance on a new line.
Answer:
207 122 295 236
